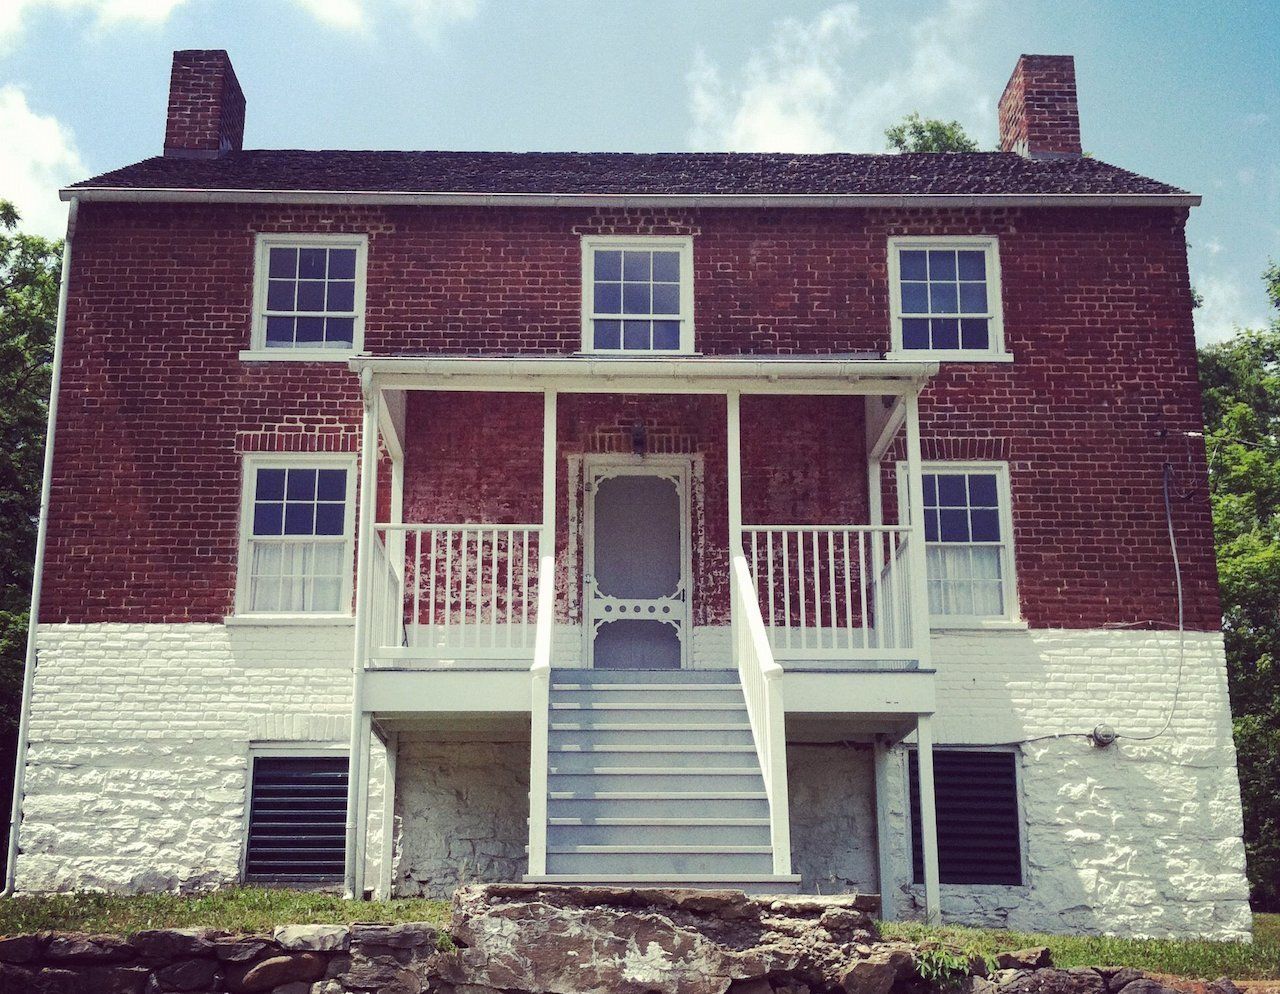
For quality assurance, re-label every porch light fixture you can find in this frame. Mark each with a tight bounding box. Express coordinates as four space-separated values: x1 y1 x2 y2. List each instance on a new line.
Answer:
631 420 647 456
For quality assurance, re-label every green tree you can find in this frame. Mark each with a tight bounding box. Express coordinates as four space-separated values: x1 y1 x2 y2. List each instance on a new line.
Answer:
884 112 979 153
1199 261 1280 910
0 201 62 866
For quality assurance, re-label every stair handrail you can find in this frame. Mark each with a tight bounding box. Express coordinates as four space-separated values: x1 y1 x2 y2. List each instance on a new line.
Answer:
731 553 792 876
527 552 556 877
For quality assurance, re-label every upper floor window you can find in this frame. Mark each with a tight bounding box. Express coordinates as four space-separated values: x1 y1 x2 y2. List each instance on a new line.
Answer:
888 237 1006 360
921 463 1018 623
236 454 356 616
249 234 367 359
581 236 694 354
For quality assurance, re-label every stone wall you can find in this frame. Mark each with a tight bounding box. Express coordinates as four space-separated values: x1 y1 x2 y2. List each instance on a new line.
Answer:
17 623 386 893
392 737 529 898
0 922 438 994
787 745 878 895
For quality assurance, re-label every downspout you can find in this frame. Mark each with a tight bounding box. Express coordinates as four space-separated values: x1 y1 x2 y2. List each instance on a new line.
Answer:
3 197 78 895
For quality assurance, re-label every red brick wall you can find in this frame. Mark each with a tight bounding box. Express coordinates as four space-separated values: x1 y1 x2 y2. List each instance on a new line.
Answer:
998 55 1083 157
42 200 1216 630
163 50 245 156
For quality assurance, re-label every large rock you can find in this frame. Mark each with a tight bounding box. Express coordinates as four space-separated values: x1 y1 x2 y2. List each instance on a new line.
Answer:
433 883 902 994
996 968 1108 994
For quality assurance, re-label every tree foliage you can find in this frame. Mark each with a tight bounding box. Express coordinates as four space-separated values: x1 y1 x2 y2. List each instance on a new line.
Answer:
884 112 980 153
1199 261 1280 910
0 201 62 856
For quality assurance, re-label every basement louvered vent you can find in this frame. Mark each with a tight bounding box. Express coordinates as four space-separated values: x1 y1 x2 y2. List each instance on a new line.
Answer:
909 749 1023 885
245 755 348 882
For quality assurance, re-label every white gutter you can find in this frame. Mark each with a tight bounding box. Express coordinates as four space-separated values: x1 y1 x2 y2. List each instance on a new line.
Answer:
4 198 77 895
59 187 1201 209
347 354 939 382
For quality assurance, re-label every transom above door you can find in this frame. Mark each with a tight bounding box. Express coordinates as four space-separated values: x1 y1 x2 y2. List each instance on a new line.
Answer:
584 458 692 669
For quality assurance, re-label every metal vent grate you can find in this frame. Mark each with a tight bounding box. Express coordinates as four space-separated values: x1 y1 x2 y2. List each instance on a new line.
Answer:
909 749 1022 886
245 755 348 882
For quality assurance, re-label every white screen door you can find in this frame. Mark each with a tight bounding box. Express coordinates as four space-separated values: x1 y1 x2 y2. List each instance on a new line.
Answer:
585 463 690 669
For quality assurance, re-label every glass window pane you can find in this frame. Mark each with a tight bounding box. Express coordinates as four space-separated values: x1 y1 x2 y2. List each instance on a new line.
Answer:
968 474 999 506
315 503 345 536
929 282 958 314
930 318 960 349
900 283 929 314
593 320 621 349
970 508 1001 542
900 250 927 280
652 283 679 315
622 251 651 280
960 318 989 351
316 469 347 501
594 250 621 281
924 509 939 542
311 577 342 612
652 251 680 282
622 321 650 350
296 317 324 343
265 316 294 345
652 320 680 350
958 282 987 313
928 250 956 279
286 469 317 500
256 468 287 500
268 247 297 279
923 474 938 506
902 318 930 349
328 248 357 279
253 502 283 536
970 547 1003 579
296 280 326 312
299 248 327 279
327 281 355 312
622 283 650 315
284 503 315 535
594 282 622 313
939 509 969 543
267 279 295 311
957 250 986 280
937 475 967 507
972 579 1004 616
324 317 354 345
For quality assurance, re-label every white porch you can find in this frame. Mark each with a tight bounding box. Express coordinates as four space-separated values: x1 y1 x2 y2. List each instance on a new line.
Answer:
341 355 944 916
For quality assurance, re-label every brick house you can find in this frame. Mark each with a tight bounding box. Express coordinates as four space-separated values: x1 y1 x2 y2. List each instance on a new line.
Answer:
5 50 1252 938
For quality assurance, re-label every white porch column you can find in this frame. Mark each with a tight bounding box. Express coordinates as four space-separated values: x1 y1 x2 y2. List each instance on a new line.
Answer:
527 388 557 877
915 715 942 922
726 391 743 564
902 393 933 669
377 730 399 899
872 737 898 920
344 378 380 898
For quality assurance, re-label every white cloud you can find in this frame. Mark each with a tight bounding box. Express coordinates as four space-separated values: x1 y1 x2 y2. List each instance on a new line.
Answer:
687 0 993 153
289 0 479 38
0 85 86 238
1194 270 1269 344
0 0 186 51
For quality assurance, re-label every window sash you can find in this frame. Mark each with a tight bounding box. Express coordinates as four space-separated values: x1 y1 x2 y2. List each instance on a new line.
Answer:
888 238 1003 356
252 236 366 354
581 237 693 353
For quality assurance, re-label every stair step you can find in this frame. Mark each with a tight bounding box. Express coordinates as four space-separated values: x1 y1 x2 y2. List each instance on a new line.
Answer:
548 817 769 826
550 728 755 748
548 791 768 800
551 670 738 685
551 722 752 731
523 873 804 894
547 771 766 793
548 822 771 846
545 850 775 875
551 701 745 711
551 744 755 753
548 765 760 776
552 683 743 693
549 844 772 855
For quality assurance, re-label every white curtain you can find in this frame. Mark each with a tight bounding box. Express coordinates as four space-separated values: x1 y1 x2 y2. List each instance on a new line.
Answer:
926 545 1004 617
249 540 345 612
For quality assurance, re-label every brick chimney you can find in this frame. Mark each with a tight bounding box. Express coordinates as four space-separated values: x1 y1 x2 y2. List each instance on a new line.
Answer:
998 54 1082 158
163 50 245 158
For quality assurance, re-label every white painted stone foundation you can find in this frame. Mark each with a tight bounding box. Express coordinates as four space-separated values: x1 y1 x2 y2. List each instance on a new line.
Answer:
16 623 1251 941
17 623 386 893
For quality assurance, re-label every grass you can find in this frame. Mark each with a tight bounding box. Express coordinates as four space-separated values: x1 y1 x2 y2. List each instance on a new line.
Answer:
0 887 451 937
882 914 1280 982
0 890 1273 982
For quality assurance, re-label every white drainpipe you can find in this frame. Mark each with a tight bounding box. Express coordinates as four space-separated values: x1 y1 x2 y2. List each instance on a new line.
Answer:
3 197 78 895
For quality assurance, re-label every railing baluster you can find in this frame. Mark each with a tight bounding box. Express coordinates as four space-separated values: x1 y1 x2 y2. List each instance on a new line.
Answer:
489 528 499 648
855 531 867 651
766 531 776 641
842 530 854 652
781 531 792 651
826 530 837 652
522 529 530 647
796 528 807 649
412 529 422 650
886 530 902 649
443 529 453 647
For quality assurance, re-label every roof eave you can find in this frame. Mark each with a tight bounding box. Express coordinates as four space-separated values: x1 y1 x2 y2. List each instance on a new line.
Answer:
58 187 1201 208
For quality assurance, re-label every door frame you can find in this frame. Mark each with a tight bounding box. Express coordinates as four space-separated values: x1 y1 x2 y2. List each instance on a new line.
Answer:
582 453 693 669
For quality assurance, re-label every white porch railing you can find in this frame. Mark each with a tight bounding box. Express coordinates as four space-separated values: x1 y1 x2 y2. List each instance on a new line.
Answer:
743 525 914 660
731 554 791 875
370 524 543 658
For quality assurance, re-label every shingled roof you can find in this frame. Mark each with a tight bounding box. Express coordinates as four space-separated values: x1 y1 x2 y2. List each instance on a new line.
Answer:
66 149 1187 199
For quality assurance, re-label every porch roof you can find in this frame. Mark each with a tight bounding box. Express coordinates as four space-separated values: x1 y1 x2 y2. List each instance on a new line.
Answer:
349 353 939 396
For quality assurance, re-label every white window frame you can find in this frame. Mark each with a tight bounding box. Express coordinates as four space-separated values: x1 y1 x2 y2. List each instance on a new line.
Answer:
580 235 696 355
238 742 349 883
896 460 1022 628
233 451 358 620
243 232 368 362
887 236 1010 362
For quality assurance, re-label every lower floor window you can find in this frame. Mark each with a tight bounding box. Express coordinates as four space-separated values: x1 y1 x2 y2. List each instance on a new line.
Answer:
909 749 1023 885
244 754 348 882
